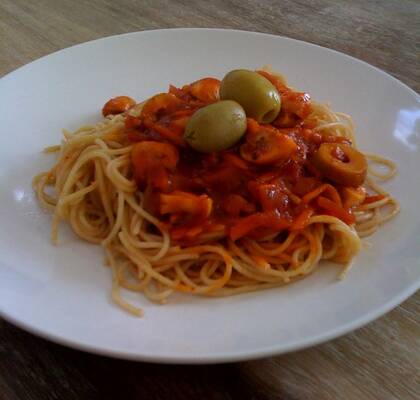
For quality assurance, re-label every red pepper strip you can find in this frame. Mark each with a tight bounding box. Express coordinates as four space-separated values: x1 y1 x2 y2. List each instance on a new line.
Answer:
127 131 149 143
223 194 255 217
143 117 184 146
223 153 249 170
290 207 314 231
302 184 342 207
317 196 355 225
362 194 386 205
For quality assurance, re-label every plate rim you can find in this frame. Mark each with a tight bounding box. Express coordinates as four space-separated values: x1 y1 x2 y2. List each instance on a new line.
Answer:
0 28 419 364
1 276 418 364
1 27 418 97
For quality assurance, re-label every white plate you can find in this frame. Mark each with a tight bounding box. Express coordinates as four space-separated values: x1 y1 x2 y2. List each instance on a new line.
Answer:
0 29 419 364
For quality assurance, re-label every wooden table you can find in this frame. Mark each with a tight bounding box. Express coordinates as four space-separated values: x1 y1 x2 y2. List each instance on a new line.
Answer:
1 1 419 399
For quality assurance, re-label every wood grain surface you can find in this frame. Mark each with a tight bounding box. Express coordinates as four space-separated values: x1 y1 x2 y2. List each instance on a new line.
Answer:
0 1 419 399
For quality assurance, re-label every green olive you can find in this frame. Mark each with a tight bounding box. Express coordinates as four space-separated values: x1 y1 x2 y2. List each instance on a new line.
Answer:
184 100 247 153
312 143 367 187
220 69 281 123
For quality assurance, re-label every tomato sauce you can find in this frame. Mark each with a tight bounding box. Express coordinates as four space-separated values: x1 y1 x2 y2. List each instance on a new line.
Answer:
112 72 360 242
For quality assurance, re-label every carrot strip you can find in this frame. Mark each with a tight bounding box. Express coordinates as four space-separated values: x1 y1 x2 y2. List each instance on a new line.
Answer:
176 283 195 293
249 255 270 269
230 213 291 241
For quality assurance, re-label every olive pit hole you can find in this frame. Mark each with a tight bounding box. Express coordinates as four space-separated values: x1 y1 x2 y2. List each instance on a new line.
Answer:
261 109 278 124
331 146 350 163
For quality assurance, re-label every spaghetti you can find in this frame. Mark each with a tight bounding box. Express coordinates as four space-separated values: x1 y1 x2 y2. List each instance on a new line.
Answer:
33 68 399 316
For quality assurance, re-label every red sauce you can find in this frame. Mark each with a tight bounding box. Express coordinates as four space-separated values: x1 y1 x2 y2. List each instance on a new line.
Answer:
117 72 357 243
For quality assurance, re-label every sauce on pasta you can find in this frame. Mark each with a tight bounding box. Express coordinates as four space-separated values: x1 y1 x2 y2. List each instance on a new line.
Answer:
33 68 399 316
